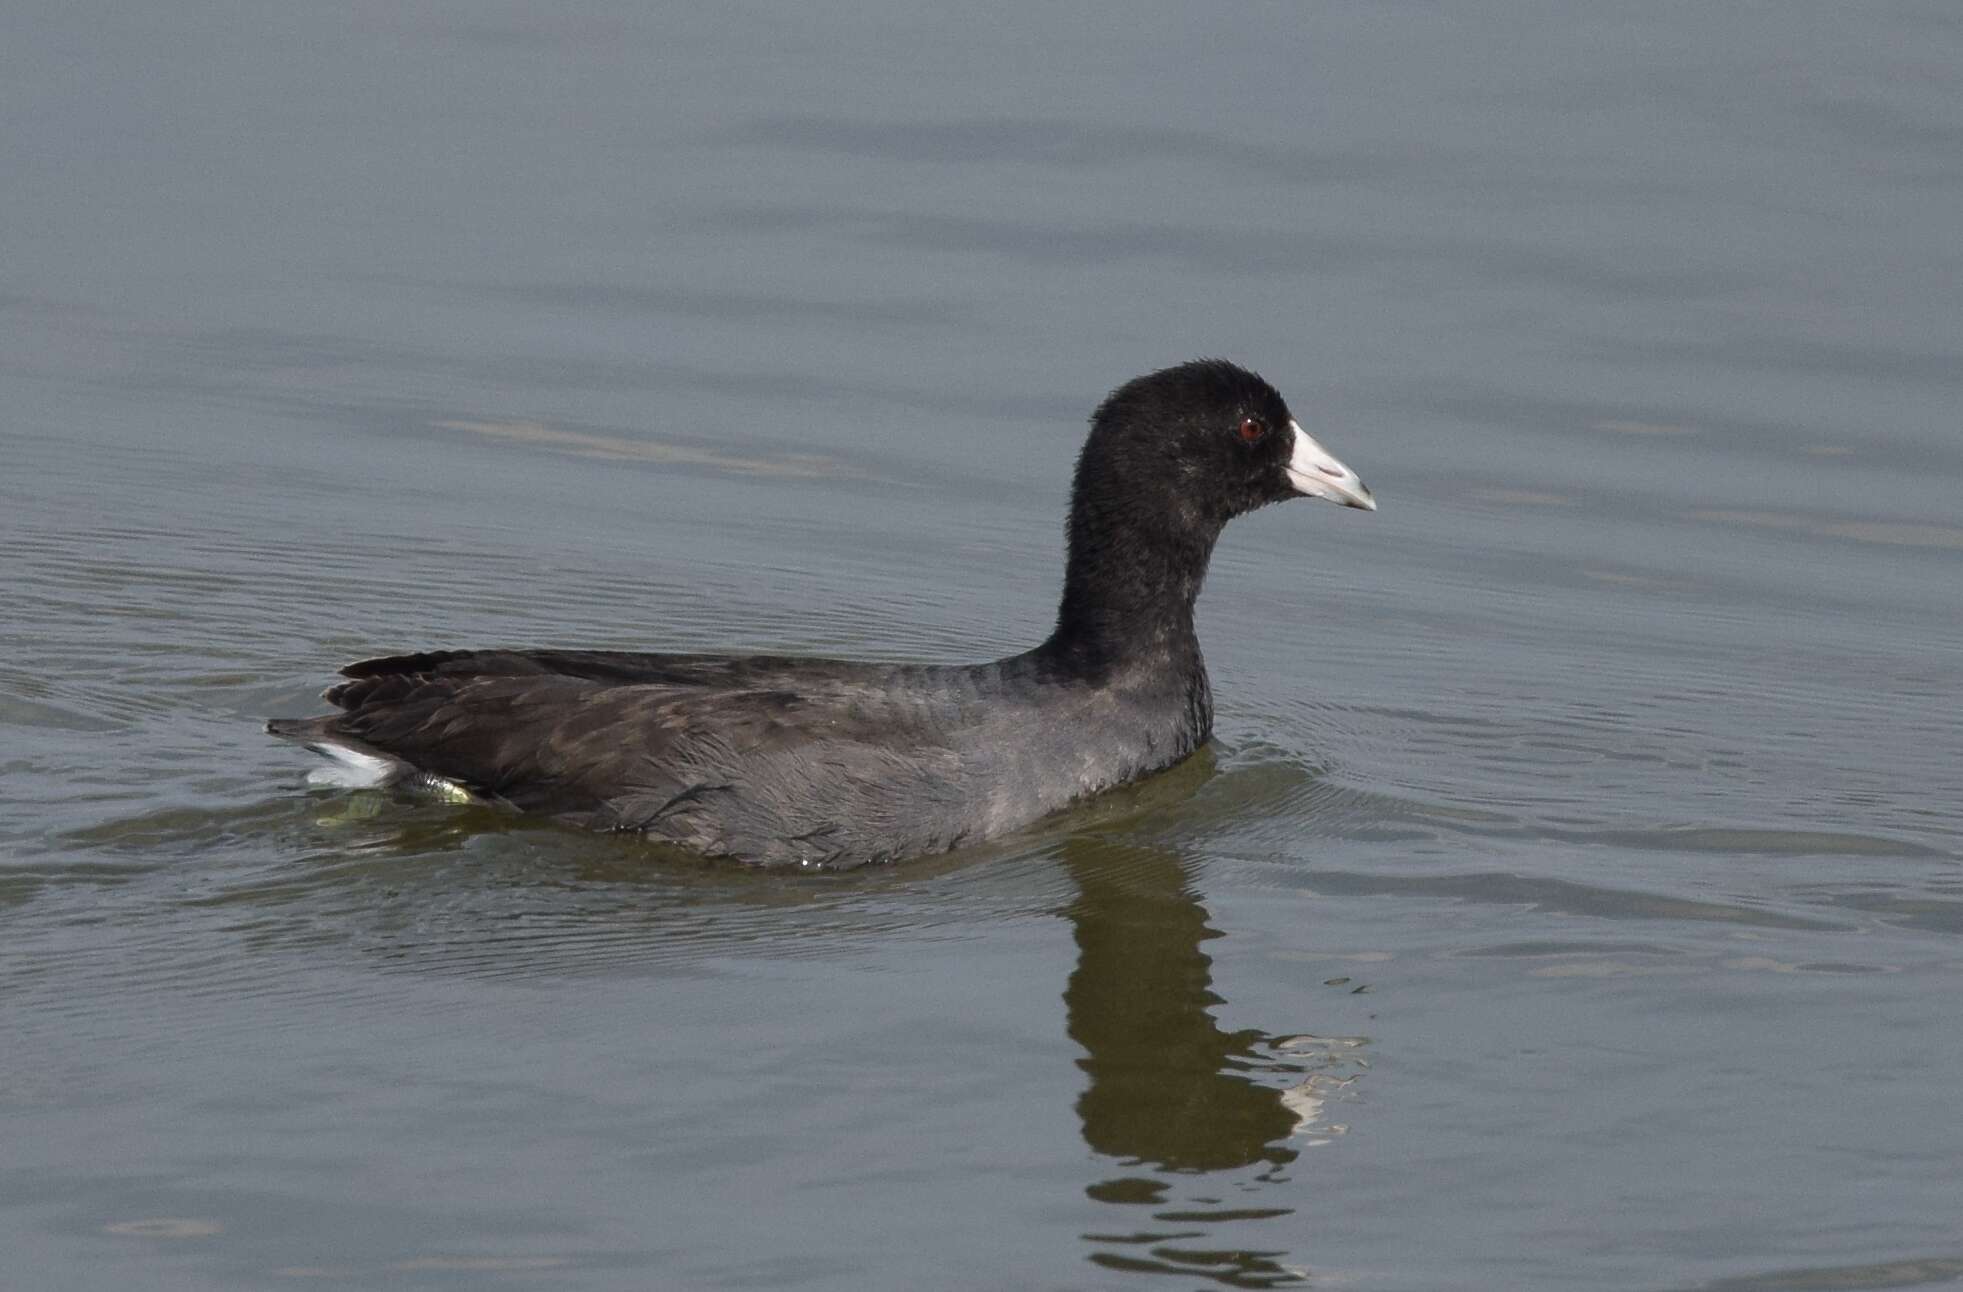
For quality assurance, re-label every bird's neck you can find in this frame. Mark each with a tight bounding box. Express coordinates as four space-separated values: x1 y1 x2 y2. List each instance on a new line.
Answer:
1039 489 1221 684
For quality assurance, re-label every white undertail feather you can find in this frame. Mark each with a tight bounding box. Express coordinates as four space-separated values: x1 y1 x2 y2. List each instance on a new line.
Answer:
302 740 479 802
304 743 394 789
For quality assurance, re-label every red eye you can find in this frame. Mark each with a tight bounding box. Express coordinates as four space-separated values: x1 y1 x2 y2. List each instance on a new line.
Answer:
1238 417 1267 443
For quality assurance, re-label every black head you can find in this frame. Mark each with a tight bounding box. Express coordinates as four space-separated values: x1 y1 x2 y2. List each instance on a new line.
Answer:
1047 360 1375 673
1079 359 1375 534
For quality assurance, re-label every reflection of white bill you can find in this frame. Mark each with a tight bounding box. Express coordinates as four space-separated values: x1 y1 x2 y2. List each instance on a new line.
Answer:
1269 1033 1369 1144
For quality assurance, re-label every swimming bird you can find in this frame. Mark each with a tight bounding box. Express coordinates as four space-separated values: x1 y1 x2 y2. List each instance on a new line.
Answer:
269 359 1375 866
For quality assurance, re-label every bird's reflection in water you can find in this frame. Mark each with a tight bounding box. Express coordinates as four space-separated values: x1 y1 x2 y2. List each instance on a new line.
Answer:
1062 838 1365 1289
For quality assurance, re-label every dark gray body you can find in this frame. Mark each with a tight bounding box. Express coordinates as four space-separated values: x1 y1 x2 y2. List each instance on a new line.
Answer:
271 645 1212 867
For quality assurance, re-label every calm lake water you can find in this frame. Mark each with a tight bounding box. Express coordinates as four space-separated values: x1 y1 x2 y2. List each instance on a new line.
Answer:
5 3 1962 1289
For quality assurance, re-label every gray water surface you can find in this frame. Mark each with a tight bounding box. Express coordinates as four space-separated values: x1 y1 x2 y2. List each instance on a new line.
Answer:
5 3 1962 1289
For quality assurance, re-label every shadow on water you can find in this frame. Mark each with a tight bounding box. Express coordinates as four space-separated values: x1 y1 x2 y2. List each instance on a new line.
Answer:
40 754 1369 1287
1060 836 1365 1289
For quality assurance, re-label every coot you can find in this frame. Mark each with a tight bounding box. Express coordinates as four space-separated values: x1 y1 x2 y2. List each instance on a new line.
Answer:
269 360 1375 866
